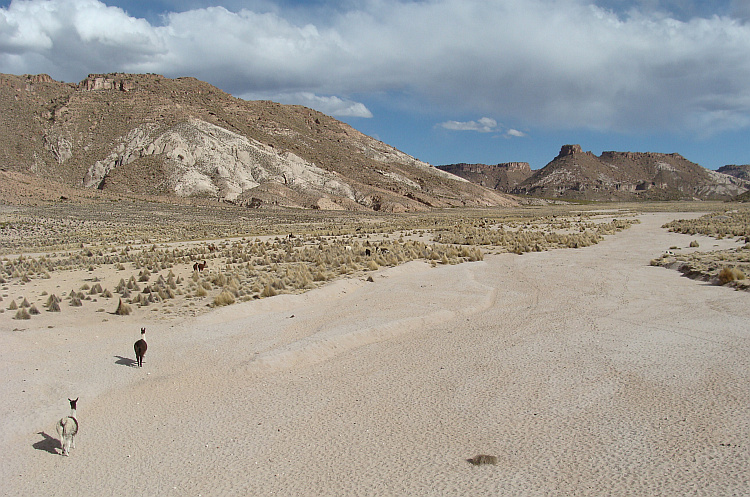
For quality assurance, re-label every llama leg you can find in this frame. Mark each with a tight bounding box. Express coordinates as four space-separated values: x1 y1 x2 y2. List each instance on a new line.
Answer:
71 435 76 449
62 437 70 456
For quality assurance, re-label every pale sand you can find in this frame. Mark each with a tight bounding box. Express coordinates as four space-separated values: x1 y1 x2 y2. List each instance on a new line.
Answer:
1 212 749 496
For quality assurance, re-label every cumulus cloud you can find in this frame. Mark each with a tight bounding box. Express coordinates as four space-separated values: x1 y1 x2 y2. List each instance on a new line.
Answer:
505 128 526 138
439 117 527 137
242 91 373 118
1 0 750 136
439 117 499 132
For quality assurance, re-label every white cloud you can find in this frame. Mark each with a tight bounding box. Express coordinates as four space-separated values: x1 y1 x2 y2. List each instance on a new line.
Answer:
242 91 373 118
505 128 526 138
439 117 498 132
2 0 750 135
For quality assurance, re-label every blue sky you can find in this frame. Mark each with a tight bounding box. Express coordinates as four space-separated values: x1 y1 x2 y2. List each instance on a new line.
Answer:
1 0 749 170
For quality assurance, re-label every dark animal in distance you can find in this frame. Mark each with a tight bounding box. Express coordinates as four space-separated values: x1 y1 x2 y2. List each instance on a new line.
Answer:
134 327 147 367
193 260 207 272
56 397 78 456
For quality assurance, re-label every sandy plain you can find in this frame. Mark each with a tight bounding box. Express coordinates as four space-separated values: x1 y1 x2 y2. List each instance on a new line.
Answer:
1 211 749 496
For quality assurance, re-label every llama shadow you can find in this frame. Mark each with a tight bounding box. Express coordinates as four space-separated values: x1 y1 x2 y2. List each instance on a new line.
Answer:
33 431 61 455
114 355 138 367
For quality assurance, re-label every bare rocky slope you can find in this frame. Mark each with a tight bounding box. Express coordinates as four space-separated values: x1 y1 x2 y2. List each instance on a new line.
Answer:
514 145 749 201
440 145 749 201
0 73 516 211
436 162 533 192
718 164 750 181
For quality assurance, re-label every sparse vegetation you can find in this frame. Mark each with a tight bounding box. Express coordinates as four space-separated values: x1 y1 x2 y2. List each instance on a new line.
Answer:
0 201 658 321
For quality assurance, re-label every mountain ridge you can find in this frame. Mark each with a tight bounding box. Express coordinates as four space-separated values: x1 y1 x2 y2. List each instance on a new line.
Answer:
0 72 516 211
441 144 748 201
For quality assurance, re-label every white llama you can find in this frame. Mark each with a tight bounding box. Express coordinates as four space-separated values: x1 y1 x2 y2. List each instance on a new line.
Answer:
56 398 78 456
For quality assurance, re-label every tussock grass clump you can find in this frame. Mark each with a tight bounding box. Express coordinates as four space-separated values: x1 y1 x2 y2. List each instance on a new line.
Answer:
14 308 31 320
115 298 132 315
689 240 700 247
8 299 18 310
213 290 236 307
261 284 277 298
45 294 60 307
718 267 746 285
48 299 61 312
28 304 40 315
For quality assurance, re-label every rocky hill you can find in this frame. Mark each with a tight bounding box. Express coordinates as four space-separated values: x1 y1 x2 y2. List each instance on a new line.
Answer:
512 145 749 201
0 73 516 211
718 164 750 181
436 162 533 192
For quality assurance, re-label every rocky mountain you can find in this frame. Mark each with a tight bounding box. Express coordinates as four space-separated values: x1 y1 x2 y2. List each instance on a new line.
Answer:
512 145 749 201
436 162 533 192
0 73 516 211
718 164 750 181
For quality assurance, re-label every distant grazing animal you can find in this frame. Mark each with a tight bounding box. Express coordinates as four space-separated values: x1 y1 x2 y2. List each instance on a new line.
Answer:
365 248 371 256
56 398 78 456
134 327 147 368
207 243 217 252
193 260 207 272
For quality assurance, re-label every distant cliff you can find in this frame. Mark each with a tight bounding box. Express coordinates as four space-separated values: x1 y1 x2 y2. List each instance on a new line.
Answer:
437 162 533 191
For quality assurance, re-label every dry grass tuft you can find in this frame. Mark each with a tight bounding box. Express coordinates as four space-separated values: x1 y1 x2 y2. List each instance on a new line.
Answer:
14 307 31 320
718 267 746 285
115 298 132 315
467 454 498 466
213 290 236 307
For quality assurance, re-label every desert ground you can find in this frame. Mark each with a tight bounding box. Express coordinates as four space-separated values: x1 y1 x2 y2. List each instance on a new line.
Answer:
1 206 749 496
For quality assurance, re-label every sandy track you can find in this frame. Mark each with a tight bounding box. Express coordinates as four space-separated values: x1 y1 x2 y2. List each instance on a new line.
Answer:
2 212 749 496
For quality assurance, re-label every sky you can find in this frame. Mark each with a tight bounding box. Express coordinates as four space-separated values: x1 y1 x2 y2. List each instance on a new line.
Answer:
1 0 749 170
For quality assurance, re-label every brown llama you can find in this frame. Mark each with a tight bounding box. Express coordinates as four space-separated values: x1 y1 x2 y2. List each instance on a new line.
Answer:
193 260 207 272
134 327 147 367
